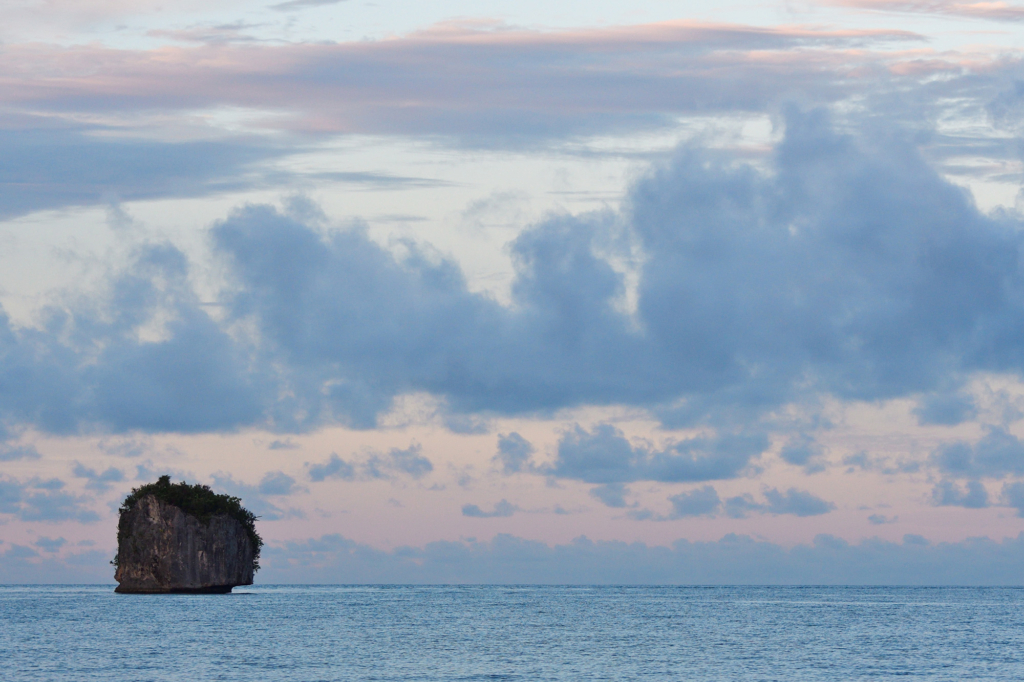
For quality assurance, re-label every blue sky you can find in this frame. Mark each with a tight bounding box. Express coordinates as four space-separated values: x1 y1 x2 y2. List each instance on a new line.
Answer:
3 0 1024 583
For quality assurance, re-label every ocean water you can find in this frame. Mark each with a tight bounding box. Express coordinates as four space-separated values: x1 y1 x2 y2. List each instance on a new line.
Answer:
2 585 1023 681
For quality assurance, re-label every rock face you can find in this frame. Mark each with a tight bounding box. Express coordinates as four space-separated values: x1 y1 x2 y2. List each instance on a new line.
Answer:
114 495 255 594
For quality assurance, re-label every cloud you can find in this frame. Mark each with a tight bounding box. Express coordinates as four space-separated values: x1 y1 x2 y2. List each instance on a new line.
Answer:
933 428 1024 478
0 477 100 523
208 108 1024 436
0 121 451 220
34 537 67 553
590 483 631 508
97 438 150 458
723 494 764 519
634 108 1024 424
842 451 920 475
933 480 990 508
146 23 269 47
270 0 346 10
843 452 872 471
779 435 827 473
913 391 977 426
9 528 1024 585
0 128 284 221
0 13 1009 235
72 463 126 492
248 531 1024 585
0 22 923 146
868 514 897 524
667 485 721 517
630 485 833 520
827 0 1024 22
549 424 767 484
494 432 535 475
307 453 356 482
387 445 434 479
365 445 434 480
762 488 836 517
209 473 295 520
718 488 835 518
0 444 41 462
32 478 66 491
4 109 1024 446
211 204 502 429
443 414 490 435
307 446 433 482
0 545 111 583
0 242 267 435
257 471 303 496
4 545 38 560
1002 482 1024 516
461 499 518 518
86 265 269 434
269 439 300 450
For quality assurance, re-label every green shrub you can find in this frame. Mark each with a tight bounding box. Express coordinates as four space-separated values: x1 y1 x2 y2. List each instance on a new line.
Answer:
114 475 263 572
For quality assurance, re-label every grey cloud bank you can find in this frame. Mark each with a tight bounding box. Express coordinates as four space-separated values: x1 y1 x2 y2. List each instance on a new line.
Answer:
10 532 1024 585
0 129 281 220
0 124 450 221
214 108 1024 438
256 532 1024 584
2 109 1024 493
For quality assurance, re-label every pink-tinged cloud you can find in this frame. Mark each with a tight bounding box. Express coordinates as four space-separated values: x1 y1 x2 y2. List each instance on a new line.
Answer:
0 20 926 138
828 0 1024 21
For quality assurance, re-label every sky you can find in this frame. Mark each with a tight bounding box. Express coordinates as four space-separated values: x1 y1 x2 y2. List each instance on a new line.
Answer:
4 0 1024 584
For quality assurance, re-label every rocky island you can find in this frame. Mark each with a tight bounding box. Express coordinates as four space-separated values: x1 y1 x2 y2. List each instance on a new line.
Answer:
113 476 262 594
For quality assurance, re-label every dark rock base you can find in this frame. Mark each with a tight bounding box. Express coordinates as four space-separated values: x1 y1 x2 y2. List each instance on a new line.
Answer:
115 585 235 594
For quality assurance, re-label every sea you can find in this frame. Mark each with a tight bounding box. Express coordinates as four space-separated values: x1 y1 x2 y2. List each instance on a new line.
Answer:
2 585 1023 680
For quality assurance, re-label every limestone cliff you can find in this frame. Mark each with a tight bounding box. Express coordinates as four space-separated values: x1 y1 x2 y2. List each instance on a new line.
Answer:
114 478 260 594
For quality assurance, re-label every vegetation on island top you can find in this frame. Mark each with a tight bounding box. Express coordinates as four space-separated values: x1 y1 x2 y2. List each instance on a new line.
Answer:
114 475 263 571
